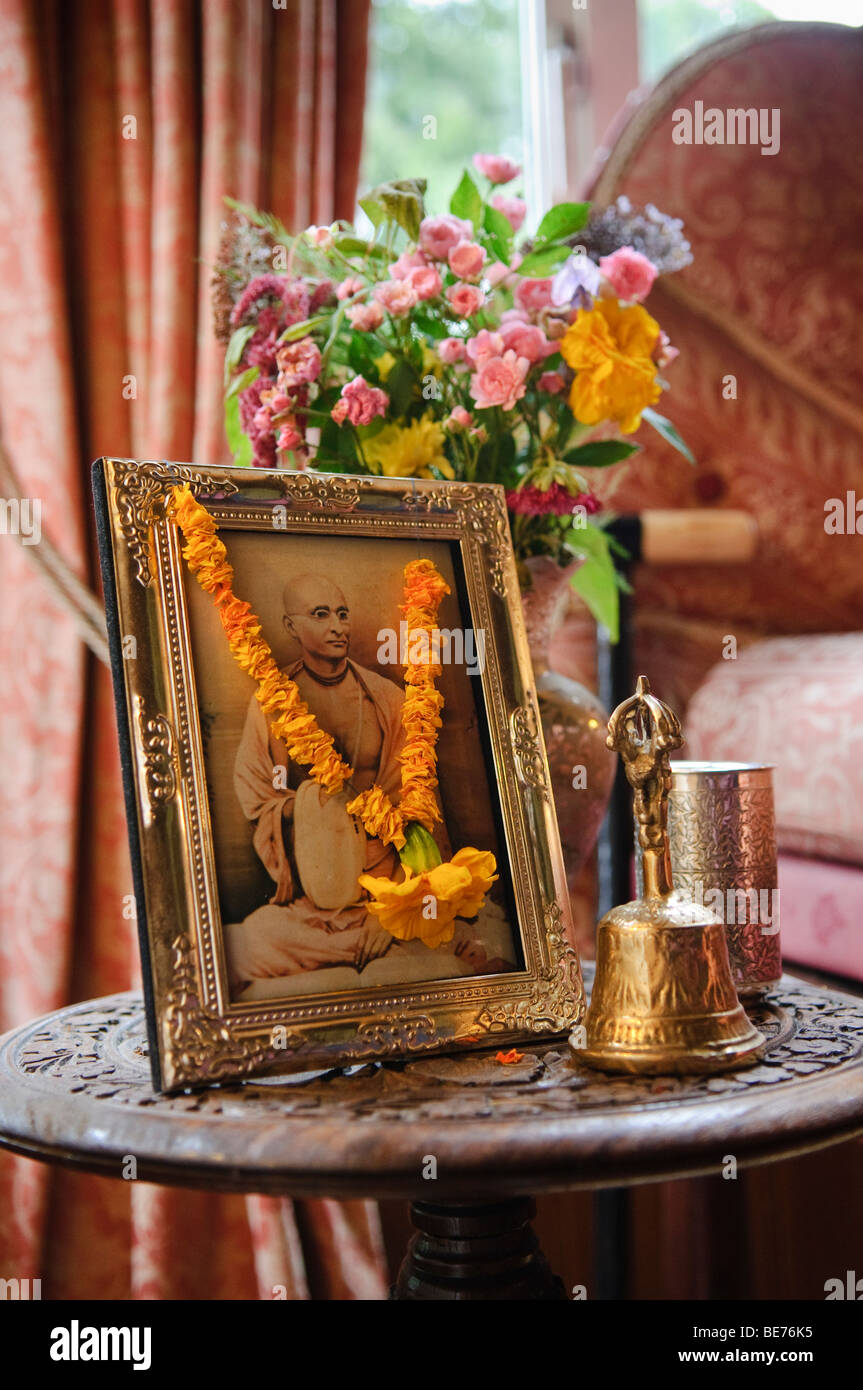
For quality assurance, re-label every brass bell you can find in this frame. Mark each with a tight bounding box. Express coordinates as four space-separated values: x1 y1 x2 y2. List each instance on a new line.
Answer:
574 676 764 1075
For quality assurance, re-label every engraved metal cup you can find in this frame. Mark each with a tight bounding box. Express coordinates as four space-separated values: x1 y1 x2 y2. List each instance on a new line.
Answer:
637 762 781 998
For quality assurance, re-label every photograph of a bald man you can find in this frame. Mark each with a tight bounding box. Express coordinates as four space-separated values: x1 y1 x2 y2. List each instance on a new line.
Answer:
226 571 408 988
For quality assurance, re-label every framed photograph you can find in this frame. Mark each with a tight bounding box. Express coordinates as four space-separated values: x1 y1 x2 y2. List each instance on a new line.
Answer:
93 458 583 1091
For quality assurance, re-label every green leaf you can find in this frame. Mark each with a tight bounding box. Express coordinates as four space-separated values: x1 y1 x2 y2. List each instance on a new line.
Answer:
225 365 260 399
481 203 514 262
534 201 590 244
224 392 252 467
385 358 417 416
279 314 328 344
348 333 378 378
412 309 450 341
358 197 385 230
565 522 620 642
564 441 641 468
641 407 696 464
515 244 571 278
223 325 255 385
333 234 389 260
362 178 427 241
450 170 483 228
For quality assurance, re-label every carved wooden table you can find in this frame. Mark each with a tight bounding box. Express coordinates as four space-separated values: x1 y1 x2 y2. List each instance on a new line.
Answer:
1 971 863 1299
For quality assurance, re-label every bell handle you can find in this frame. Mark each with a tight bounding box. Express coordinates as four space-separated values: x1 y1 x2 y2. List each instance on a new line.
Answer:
606 674 683 899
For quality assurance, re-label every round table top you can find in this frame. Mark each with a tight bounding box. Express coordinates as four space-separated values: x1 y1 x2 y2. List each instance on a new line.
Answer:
1 972 862 1200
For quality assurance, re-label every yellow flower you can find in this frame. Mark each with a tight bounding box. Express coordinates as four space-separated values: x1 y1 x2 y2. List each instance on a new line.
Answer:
560 298 662 434
363 415 454 479
359 847 498 949
375 351 397 380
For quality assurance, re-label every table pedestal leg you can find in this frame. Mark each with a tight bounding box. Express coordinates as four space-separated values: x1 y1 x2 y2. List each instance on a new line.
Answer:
392 1197 567 1300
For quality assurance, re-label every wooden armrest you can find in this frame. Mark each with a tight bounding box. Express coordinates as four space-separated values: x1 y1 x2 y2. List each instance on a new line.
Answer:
640 510 758 566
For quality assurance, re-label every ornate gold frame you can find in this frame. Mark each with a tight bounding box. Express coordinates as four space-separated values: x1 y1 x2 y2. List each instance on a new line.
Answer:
93 458 583 1091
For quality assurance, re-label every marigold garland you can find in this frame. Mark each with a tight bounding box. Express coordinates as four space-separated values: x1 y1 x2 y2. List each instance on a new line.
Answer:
169 485 497 946
169 485 352 796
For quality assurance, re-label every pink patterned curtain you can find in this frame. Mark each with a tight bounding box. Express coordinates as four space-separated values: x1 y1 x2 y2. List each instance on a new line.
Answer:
0 0 387 1299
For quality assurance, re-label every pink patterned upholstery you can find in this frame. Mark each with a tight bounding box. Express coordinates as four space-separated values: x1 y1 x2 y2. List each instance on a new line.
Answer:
778 853 863 982
686 633 863 867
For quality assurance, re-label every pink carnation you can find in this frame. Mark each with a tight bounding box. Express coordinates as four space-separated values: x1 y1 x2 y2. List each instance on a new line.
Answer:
447 240 486 280
446 282 485 319
374 279 418 316
276 338 321 387
405 264 442 300
490 193 526 231
331 376 389 427
438 337 466 365
277 423 304 453
465 329 504 368
598 247 658 303
514 277 554 315
472 153 521 185
337 276 364 300
537 370 566 395
347 301 385 332
390 249 429 280
500 320 553 363
469 349 530 412
419 213 473 261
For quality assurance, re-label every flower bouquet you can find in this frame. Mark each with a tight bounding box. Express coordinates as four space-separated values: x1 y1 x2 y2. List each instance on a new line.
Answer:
213 158 693 641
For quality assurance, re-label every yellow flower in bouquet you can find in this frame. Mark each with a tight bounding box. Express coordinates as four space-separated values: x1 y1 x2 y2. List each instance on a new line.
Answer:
560 298 662 434
364 415 454 479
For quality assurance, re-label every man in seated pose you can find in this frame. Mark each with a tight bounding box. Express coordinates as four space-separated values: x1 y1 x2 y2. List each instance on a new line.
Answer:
224 571 513 998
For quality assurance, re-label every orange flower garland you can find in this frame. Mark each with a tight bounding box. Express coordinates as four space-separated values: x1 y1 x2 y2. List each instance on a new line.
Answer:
169 485 351 795
169 485 497 946
346 558 448 842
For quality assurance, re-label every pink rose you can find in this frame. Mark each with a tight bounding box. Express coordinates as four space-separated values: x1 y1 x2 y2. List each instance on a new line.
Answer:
390 249 429 281
598 247 658 303
514 277 554 314
537 371 566 395
331 376 389 427
438 337 466 365
446 282 485 318
490 193 526 231
469 349 529 412
406 264 442 300
304 224 334 248
419 213 473 261
472 153 521 185
500 320 553 364
445 406 473 431
447 240 486 280
336 276 364 300
374 279 418 316
465 329 504 368
500 307 529 324
276 338 322 386
347 301 385 332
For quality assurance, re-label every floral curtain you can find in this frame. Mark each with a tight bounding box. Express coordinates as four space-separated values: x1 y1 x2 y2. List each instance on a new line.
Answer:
0 0 387 1299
